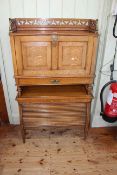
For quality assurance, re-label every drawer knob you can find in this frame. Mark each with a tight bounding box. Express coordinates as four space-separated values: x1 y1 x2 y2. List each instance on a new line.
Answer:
51 79 60 84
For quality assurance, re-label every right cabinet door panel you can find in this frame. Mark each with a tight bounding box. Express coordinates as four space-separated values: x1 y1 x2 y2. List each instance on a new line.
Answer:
58 36 94 77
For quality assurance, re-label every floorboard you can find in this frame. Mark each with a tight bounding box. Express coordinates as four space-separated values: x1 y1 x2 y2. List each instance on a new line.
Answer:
0 125 117 175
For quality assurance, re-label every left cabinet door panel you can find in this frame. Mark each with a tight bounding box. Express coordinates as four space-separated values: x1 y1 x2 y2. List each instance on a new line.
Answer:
14 36 52 76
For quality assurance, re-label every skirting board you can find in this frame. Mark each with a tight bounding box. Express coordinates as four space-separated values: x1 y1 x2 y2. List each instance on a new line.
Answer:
92 115 117 127
10 113 20 125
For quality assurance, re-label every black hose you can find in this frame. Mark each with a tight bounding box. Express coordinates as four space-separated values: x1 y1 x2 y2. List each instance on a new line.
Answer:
113 15 117 38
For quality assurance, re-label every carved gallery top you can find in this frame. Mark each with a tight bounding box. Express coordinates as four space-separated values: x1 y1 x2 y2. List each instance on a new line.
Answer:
9 18 98 33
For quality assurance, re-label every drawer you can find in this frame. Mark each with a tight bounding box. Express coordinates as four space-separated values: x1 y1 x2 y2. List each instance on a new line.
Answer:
17 77 93 86
22 103 86 127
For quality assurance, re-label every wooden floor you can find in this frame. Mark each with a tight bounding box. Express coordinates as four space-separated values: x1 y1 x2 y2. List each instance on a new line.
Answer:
0 125 117 175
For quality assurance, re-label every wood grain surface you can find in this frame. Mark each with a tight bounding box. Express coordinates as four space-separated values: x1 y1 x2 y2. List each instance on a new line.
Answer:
22 103 86 127
10 18 98 85
0 125 117 175
9 18 98 143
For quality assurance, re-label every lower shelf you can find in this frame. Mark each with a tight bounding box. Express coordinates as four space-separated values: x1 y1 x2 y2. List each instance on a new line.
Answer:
17 85 91 142
17 85 92 103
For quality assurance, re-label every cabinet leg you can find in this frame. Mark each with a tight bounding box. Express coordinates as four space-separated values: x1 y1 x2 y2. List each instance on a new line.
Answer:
20 125 25 143
84 103 90 140
19 104 26 143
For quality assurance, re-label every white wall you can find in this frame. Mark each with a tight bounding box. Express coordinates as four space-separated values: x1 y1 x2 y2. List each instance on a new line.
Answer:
0 0 116 126
92 14 117 127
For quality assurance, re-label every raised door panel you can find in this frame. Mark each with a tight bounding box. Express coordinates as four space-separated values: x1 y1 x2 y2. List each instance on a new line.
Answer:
22 42 51 70
14 36 52 76
59 42 87 70
58 36 94 77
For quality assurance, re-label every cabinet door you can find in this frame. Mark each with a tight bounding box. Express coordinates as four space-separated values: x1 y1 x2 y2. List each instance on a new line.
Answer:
58 36 94 77
14 36 51 76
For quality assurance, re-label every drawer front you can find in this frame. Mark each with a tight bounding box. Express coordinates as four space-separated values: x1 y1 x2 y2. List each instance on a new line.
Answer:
22 103 86 127
17 77 93 86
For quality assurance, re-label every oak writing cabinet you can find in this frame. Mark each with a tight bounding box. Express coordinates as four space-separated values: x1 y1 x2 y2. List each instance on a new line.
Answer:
10 18 98 143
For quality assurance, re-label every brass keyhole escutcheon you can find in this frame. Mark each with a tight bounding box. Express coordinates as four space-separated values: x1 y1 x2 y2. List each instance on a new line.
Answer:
51 79 60 84
51 34 58 47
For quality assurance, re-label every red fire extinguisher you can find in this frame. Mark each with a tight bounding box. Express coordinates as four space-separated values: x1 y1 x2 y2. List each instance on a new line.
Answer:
100 81 117 123
105 83 117 117
100 14 117 123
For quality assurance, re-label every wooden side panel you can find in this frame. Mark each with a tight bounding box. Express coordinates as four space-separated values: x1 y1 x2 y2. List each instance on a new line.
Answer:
90 37 98 75
86 36 94 74
10 36 18 76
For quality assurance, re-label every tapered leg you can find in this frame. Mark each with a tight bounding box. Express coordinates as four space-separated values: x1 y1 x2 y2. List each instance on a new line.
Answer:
84 103 90 140
19 104 25 143
20 125 25 143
